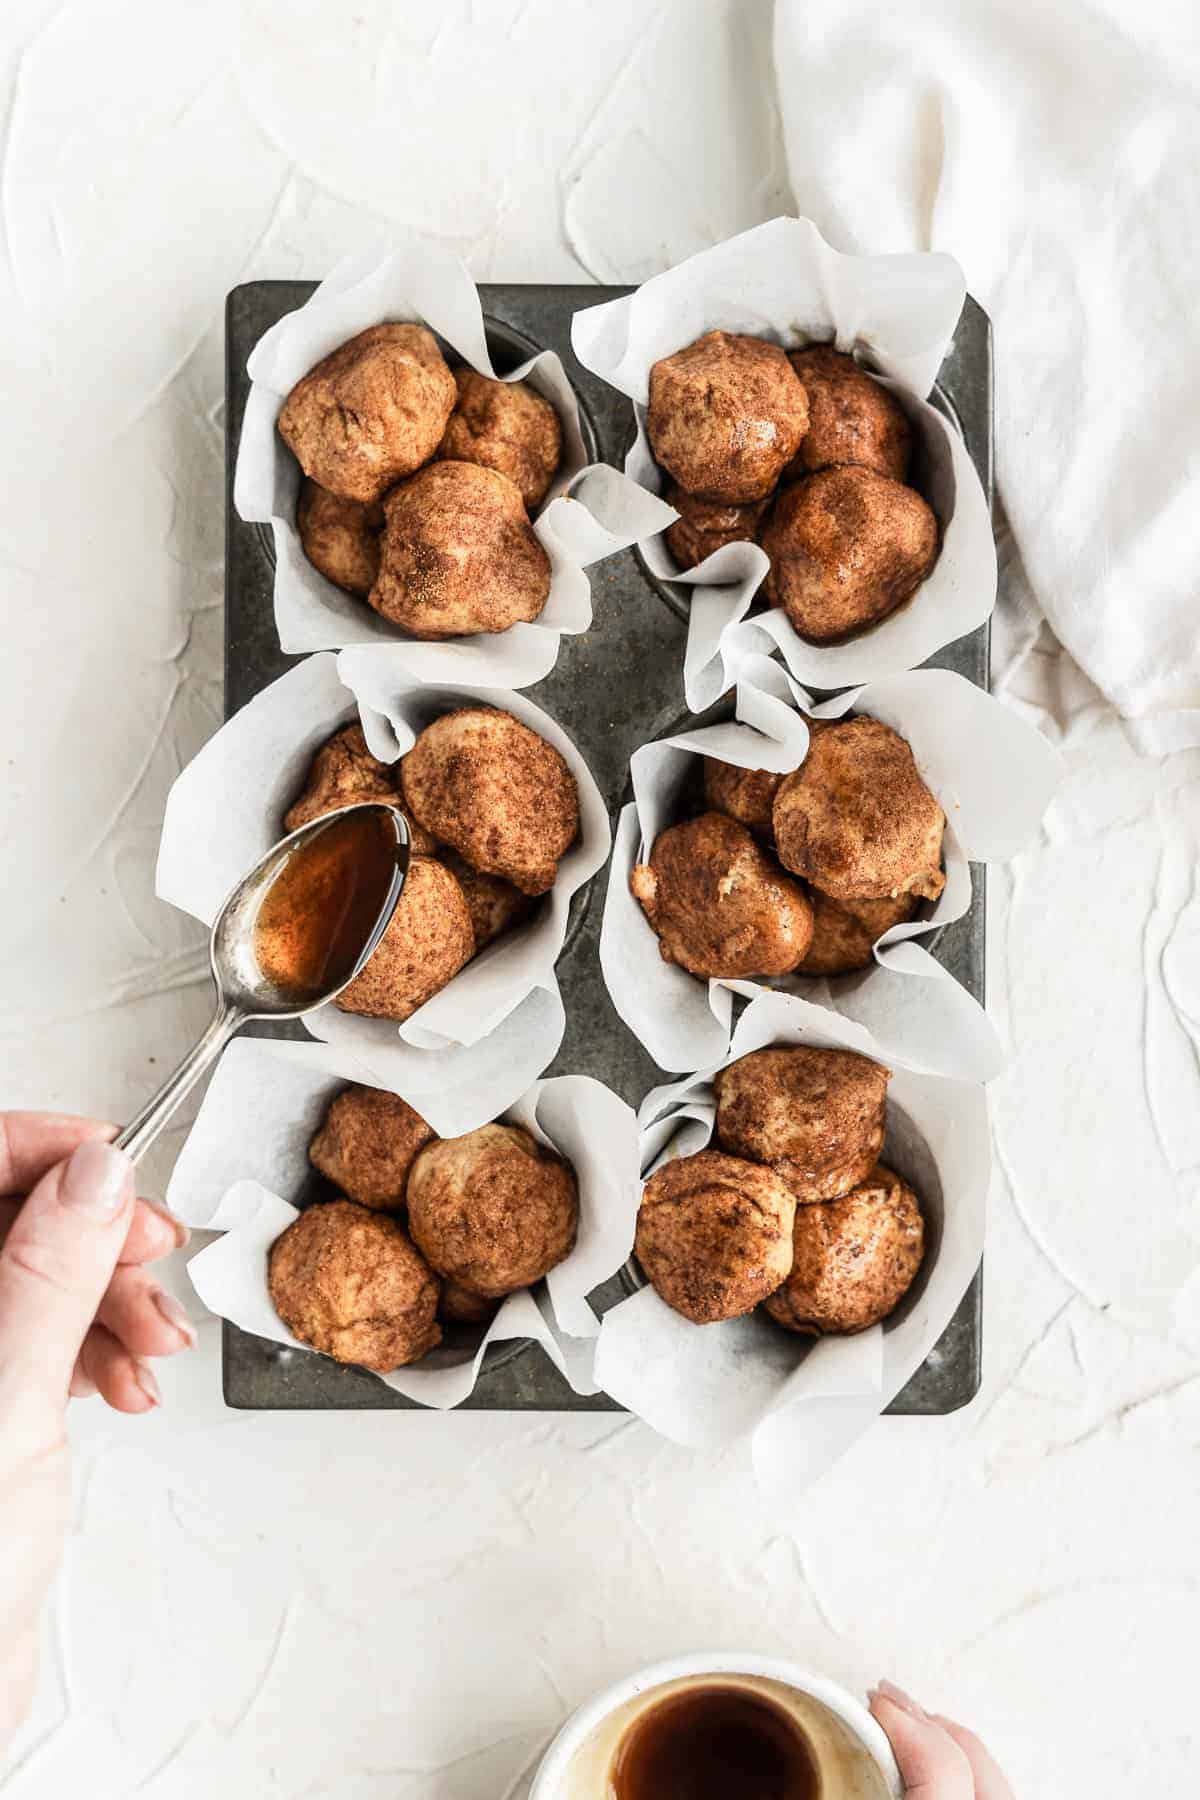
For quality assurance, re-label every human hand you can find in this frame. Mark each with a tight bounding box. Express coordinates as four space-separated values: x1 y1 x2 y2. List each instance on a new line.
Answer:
870 1681 1015 1797
0 1113 195 1750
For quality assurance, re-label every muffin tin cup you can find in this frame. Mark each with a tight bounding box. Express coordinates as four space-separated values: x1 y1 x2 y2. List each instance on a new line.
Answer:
592 990 991 1488
155 652 612 1135
235 236 674 687
599 651 1059 1084
570 215 999 711
168 1038 639 1409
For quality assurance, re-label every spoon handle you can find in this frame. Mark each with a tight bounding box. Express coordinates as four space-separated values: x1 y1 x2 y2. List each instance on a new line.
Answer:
114 1000 244 1164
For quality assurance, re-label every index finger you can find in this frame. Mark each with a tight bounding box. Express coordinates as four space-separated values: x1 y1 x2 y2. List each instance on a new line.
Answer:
869 1693 973 1799
0 1114 115 1196
936 1717 1015 1800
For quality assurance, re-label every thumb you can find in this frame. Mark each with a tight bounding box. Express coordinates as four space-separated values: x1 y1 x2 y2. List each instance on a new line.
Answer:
0 1140 134 1438
870 1686 974 1799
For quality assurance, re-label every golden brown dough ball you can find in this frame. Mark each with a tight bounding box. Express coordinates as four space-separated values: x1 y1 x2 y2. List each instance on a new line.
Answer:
283 723 402 834
759 466 938 642
438 1281 499 1328
648 330 809 503
401 707 579 897
368 461 551 639
772 716 945 903
664 483 770 571
784 346 912 482
700 757 785 844
407 1124 578 1298
278 323 456 505
308 1083 436 1211
713 1046 891 1204
797 890 920 977
630 812 813 980
268 1199 442 1371
296 479 384 596
440 850 537 950
334 856 474 1021
635 1148 796 1324
763 1164 924 1335
437 369 562 511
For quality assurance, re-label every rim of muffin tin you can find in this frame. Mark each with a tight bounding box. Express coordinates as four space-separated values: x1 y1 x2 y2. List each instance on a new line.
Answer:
253 313 603 571
631 373 968 626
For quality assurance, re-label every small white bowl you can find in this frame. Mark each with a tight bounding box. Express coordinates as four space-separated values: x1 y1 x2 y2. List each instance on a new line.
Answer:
526 1651 903 1798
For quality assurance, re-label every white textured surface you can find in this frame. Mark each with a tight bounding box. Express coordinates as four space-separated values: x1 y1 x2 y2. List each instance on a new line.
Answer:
0 5 1195 1796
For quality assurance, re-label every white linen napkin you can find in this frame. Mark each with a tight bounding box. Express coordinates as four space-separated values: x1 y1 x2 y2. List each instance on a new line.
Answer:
773 0 1200 752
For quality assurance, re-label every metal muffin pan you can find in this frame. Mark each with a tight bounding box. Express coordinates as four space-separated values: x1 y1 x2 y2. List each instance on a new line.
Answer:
222 281 991 1413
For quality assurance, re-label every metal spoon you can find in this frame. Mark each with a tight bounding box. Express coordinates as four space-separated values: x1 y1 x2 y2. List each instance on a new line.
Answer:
115 803 410 1162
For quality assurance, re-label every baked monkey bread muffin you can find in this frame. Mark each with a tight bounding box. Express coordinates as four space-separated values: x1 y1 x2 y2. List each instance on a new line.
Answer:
763 1164 924 1335
407 1123 578 1300
648 330 809 504
713 1046 891 1204
296 480 383 597
784 346 913 482
308 1084 436 1212
437 369 563 511
268 1199 441 1372
635 1148 796 1324
369 461 551 639
333 856 474 1022
278 323 456 505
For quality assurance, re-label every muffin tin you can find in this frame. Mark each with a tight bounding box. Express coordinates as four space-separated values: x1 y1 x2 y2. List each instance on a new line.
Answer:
222 280 991 1414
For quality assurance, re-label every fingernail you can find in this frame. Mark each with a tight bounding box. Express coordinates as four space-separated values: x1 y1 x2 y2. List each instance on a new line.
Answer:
152 1288 196 1346
134 1360 161 1407
60 1141 134 1222
872 1680 930 1722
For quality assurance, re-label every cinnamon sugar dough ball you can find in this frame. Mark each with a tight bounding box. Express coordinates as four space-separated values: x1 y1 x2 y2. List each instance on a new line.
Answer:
763 1164 924 1335
308 1084 436 1211
439 850 536 950
283 724 402 834
664 483 769 571
797 889 920 977
268 1199 441 1371
407 1124 578 1299
401 707 579 897
630 812 813 980
296 479 383 597
701 757 785 845
759 466 938 643
648 331 809 504
437 369 562 511
368 461 551 638
278 323 456 505
784 346 913 482
635 1148 796 1324
713 1045 891 1204
772 716 945 903
334 856 474 1022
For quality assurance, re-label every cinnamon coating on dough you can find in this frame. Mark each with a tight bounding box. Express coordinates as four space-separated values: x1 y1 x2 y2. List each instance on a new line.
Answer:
401 707 579 896
369 461 551 639
283 724 403 834
630 812 813 980
772 716 945 902
438 1281 499 1328
763 1164 924 1335
268 1200 442 1372
635 1149 796 1324
309 1084 436 1211
797 889 920 977
407 1124 578 1299
759 466 938 643
334 856 474 1021
701 757 785 845
648 331 809 503
664 483 769 571
713 1046 891 1204
439 850 537 950
296 479 383 597
784 346 913 482
278 324 456 505
437 369 562 511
